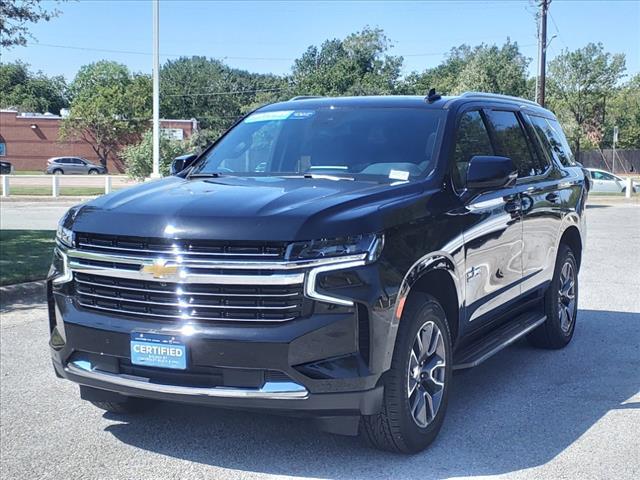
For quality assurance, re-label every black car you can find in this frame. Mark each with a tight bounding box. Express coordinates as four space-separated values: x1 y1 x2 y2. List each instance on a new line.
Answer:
0 161 13 174
48 93 588 453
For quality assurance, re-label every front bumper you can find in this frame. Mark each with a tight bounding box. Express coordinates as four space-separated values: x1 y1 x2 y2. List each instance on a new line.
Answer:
49 287 384 416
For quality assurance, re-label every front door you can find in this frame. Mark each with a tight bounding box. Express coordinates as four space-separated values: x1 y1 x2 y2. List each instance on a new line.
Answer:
449 109 524 327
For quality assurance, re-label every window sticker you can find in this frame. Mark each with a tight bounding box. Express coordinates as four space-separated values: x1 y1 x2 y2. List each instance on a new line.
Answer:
389 170 410 181
290 110 315 120
244 110 294 123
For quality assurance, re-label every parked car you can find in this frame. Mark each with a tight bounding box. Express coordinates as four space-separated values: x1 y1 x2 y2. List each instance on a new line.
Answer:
0 161 13 174
45 157 107 175
587 168 638 193
48 92 588 453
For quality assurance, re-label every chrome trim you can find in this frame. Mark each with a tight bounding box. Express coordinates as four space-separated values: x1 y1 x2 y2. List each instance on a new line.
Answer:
77 242 282 257
66 361 309 399
67 249 367 271
75 278 300 297
76 290 300 310
305 259 366 306
70 263 305 286
76 301 297 322
52 249 73 285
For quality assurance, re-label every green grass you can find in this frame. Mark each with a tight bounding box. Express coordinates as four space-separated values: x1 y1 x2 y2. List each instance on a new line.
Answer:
8 186 106 196
12 170 45 175
0 230 55 286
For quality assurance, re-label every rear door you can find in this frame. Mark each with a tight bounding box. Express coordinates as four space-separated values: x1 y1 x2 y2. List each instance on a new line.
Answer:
492 111 561 295
591 170 621 192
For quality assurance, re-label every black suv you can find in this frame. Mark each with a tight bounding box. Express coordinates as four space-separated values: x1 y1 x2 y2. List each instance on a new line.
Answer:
48 93 587 453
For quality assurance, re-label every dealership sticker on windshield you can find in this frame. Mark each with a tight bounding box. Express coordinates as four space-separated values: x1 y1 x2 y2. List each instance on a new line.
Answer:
389 170 410 181
244 110 294 123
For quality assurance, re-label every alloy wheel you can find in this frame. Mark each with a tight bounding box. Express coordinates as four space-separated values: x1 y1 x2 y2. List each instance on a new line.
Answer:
407 320 446 428
558 260 576 333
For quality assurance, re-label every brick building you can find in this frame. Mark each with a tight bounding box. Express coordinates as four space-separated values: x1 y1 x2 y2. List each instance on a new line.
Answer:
0 110 198 173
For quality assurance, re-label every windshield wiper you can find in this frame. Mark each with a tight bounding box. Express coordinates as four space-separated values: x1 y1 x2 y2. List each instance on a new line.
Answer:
188 172 224 179
303 173 354 181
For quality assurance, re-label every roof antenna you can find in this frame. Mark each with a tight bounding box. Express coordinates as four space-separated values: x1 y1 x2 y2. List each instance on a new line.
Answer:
426 88 441 103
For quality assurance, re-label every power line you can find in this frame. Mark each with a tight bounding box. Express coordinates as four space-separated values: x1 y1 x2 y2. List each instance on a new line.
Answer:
163 88 287 97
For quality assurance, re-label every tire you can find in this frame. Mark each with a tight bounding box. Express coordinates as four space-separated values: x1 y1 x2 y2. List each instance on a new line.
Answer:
528 244 578 349
361 293 452 453
88 169 99 175
89 397 151 414
53 169 63 175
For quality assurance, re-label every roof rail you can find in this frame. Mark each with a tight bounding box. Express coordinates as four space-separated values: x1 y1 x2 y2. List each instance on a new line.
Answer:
289 95 324 101
460 92 540 107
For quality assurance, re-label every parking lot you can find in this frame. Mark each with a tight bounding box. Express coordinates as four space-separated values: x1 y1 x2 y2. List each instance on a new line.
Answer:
1 201 639 480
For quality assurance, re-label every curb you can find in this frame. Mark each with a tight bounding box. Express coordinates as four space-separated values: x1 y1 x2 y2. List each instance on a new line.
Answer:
0 280 47 308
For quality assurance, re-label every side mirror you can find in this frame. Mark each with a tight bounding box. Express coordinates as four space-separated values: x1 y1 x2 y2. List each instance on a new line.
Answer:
170 154 198 175
466 155 517 190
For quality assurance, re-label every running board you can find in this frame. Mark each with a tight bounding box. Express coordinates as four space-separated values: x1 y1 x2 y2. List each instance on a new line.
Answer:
453 313 546 370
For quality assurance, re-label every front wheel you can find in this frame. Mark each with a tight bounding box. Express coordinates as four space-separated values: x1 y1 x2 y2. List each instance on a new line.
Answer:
528 244 578 349
361 293 452 453
88 169 99 175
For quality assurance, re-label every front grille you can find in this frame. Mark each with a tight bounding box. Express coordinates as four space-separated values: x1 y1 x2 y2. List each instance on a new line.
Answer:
74 272 307 323
75 232 287 260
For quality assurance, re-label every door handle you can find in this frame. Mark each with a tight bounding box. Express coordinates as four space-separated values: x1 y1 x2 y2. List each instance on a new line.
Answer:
546 192 560 203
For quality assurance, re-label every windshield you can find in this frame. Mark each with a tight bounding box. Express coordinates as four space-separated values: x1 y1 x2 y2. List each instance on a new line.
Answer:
191 107 445 180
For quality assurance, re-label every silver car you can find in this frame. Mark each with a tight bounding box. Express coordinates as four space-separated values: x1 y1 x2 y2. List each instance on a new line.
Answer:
587 168 638 193
45 157 107 175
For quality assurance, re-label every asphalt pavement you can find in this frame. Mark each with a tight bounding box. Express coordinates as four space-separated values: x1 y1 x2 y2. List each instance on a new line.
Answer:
1 202 639 480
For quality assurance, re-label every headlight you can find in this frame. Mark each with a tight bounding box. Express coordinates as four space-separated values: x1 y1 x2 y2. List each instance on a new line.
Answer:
56 223 75 248
286 233 383 262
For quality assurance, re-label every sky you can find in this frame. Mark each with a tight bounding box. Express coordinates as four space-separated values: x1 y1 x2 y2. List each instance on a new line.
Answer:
2 0 639 82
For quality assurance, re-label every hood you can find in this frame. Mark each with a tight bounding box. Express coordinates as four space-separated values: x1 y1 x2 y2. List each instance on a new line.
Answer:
70 175 426 241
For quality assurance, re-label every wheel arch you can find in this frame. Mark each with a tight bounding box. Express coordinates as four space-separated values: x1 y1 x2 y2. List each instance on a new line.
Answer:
559 225 583 270
393 252 462 347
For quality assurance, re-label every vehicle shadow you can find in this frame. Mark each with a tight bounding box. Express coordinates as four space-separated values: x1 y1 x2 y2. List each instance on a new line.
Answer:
105 308 640 479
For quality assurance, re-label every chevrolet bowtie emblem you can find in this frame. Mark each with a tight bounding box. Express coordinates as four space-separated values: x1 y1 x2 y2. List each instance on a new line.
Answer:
141 259 179 279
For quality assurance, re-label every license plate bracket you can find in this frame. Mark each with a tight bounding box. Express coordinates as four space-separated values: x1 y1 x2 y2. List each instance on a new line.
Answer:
130 332 187 370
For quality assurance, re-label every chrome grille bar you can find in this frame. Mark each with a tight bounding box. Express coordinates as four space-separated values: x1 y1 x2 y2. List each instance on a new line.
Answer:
75 277 300 297
76 301 297 323
76 290 301 310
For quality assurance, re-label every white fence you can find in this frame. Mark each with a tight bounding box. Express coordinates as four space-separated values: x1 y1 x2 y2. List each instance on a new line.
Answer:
1 175 140 197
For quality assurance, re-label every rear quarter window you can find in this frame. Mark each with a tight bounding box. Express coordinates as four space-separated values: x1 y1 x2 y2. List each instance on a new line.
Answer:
527 115 576 167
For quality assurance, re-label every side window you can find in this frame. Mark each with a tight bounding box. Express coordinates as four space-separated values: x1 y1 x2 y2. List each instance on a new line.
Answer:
594 171 615 181
485 110 545 178
527 115 576 167
0 140 6 156
451 111 493 189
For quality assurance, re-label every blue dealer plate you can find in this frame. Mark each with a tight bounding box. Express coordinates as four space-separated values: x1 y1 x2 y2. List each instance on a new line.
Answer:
130 332 187 370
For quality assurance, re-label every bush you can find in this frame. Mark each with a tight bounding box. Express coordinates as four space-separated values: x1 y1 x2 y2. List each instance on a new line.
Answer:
121 130 192 180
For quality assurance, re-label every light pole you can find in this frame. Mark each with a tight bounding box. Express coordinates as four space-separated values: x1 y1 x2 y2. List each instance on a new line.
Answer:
151 0 161 179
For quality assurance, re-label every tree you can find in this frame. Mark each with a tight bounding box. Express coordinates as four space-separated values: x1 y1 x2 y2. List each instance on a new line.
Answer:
160 56 288 137
291 27 403 96
602 74 640 150
60 61 151 168
547 43 626 157
403 41 530 97
0 61 68 113
121 130 192 180
0 0 65 48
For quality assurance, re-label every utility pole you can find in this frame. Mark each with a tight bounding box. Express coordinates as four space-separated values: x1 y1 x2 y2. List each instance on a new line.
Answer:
151 0 161 179
535 0 550 107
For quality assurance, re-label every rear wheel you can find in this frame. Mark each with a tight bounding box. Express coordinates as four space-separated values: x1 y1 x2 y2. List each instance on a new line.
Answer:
528 244 578 349
89 397 151 414
361 293 452 453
